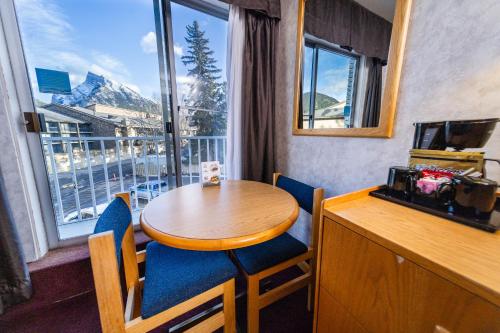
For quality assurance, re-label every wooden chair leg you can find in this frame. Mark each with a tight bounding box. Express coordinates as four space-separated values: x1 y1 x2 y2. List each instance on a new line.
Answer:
223 279 236 333
247 275 260 333
307 283 312 312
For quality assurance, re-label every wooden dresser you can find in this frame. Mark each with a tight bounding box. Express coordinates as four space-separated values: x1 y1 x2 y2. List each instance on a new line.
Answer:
313 186 500 333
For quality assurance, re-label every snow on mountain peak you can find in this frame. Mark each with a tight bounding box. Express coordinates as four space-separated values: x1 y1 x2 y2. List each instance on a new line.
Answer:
52 72 160 114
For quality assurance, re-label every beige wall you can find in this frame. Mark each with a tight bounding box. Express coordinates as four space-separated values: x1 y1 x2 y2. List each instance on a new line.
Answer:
276 0 500 243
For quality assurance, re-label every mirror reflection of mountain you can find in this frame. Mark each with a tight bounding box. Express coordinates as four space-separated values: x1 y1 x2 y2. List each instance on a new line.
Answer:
302 91 345 118
52 72 161 115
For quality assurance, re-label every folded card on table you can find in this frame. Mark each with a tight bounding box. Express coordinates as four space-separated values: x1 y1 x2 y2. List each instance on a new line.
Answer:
201 161 221 187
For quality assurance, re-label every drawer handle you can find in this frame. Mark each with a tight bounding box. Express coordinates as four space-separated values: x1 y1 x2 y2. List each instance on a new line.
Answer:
434 325 451 333
396 255 405 264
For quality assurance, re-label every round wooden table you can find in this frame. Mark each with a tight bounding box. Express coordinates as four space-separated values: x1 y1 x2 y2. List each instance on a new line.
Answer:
140 180 299 251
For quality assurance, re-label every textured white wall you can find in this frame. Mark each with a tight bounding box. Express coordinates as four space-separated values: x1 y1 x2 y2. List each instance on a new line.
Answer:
276 0 500 243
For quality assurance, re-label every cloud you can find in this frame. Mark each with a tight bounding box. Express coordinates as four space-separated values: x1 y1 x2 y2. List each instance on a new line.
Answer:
15 0 73 47
15 0 75 72
317 68 351 101
15 0 139 97
55 51 89 71
69 73 85 87
140 32 157 54
91 52 126 72
176 75 195 84
88 64 115 80
175 76 196 105
90 51 131 82
173 44 183 56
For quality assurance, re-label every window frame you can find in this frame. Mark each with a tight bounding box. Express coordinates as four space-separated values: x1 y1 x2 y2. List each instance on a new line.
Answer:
159 0 229 189
173 0 229 20
303 39 361 129
6 0 230 251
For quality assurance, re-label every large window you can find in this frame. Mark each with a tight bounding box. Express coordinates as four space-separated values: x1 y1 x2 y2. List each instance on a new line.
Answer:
14 0 229 245
302 42 359 129
169 1 228 183
14 0 176 242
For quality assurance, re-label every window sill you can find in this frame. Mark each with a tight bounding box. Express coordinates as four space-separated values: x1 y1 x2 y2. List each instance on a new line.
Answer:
29 230 150 272
1 231 150 320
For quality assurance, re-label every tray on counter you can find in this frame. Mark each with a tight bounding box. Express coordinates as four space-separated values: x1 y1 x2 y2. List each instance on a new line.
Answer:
369 186 499 233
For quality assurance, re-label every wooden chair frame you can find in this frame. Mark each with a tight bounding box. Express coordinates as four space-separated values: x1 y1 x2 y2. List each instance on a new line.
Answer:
88 193 236 333
235 173 324 333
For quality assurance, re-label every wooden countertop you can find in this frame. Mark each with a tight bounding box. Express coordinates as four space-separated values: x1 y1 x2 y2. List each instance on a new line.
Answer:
322 186 500 307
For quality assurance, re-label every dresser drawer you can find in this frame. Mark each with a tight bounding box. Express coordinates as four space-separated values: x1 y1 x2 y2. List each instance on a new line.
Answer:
318 218 500 333
317 286 367 333
405 258 500 333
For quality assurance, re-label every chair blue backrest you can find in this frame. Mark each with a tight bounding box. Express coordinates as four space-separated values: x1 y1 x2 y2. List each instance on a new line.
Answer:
93 197 132 264
276 175 315 215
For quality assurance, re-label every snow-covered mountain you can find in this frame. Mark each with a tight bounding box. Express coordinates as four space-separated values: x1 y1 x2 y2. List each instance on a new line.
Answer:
52 72 160 114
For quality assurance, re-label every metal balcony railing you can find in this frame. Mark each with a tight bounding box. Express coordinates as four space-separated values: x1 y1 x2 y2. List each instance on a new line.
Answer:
41 135 226 227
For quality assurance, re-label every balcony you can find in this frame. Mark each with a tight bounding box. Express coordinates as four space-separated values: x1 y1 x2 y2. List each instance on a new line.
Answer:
41 135 227 239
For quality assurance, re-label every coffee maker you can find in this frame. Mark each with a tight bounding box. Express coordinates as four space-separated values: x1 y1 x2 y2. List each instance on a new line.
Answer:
411 118 499 177
372 118 499 232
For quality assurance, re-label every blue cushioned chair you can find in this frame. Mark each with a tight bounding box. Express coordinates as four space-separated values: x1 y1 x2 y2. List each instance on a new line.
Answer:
232 173 324 333
88 193 238 333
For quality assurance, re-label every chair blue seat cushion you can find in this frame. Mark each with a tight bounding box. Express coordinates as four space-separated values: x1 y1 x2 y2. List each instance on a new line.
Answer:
232 233 308 275
141 241 238 319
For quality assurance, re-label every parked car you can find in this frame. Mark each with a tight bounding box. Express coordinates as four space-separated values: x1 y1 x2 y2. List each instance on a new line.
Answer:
129 180 168 201
64 203 108 223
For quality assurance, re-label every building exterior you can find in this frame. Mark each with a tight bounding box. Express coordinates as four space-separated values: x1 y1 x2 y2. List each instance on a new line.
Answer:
37 107 93 153
38 103 164 152
42 103 121 136
314 100 347 128
86 103 161 121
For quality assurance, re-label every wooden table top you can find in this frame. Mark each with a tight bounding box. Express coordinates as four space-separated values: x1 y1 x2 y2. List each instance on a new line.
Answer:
140 180 299 251
322 186 500 307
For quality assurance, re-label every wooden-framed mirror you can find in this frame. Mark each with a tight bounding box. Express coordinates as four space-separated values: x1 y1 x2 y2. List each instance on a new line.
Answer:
293 0 412 137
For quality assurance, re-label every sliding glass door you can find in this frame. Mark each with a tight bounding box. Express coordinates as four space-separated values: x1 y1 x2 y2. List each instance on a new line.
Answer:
166 0 229 184
14 0 179 241
14 0 229 244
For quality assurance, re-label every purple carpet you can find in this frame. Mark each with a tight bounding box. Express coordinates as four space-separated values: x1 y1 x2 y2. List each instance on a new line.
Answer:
0 233 312 332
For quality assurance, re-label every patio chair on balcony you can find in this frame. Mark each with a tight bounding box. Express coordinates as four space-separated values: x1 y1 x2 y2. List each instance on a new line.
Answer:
232 173 324 333
88 192 238 333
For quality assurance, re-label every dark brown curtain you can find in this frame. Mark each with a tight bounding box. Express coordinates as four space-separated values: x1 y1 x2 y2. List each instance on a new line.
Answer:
298 71 304 129
241 11 278 183
305 0 351 47
350 2 392 63
220 0 281 19
0 170 32 314
304 0 392 62
362 57 383 127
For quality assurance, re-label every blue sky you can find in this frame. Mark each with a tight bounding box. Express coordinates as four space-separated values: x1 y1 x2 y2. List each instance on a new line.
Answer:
15 0 227 104
303 45 353 102
171 2 227 103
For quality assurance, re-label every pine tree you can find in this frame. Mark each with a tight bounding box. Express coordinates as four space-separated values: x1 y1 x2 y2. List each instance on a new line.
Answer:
181 21 226 136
